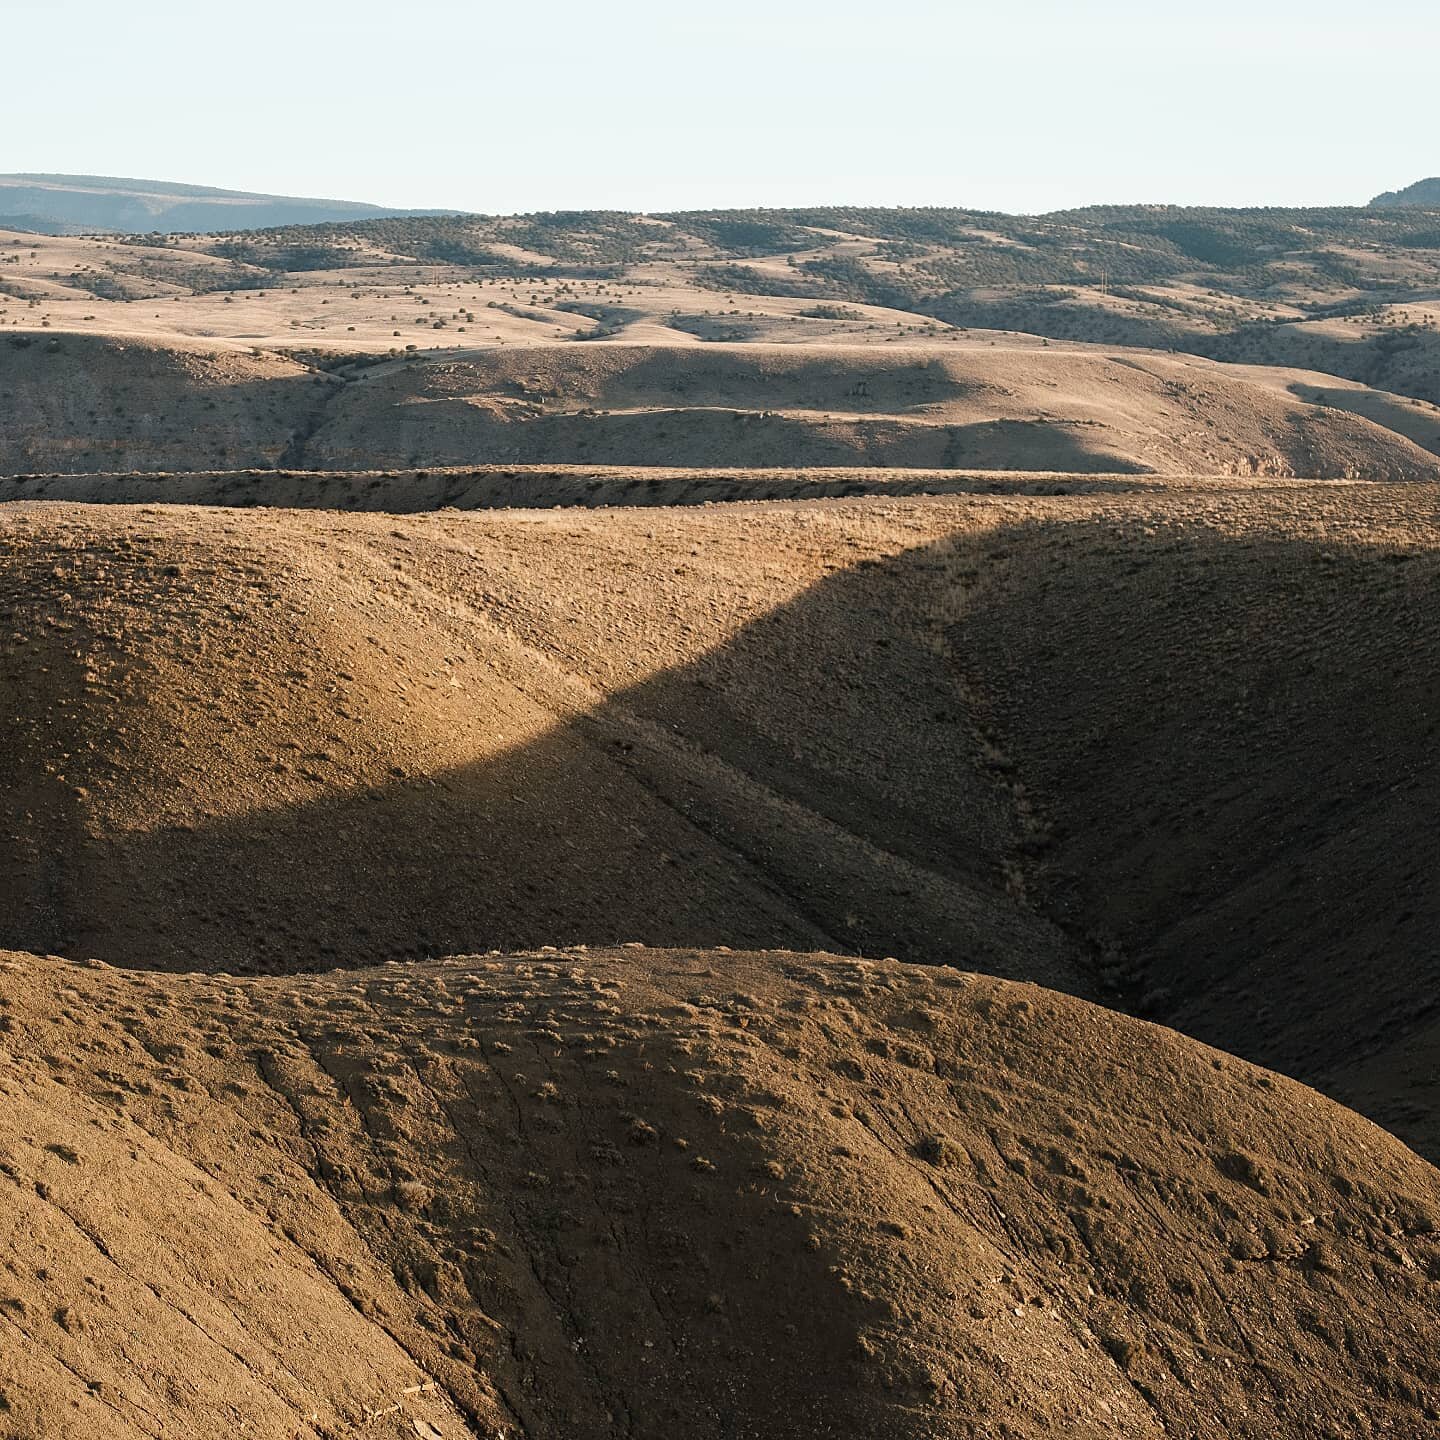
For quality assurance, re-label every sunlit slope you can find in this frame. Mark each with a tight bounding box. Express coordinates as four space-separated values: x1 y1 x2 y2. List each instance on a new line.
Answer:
5 336 1439 478
2 947 1437 1439
0 500 1076 987
4 485 1439 1166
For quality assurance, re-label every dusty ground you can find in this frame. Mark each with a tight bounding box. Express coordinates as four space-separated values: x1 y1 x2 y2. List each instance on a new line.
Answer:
0 496 1079 991
3 945 1438 1440
1 487 1437 1175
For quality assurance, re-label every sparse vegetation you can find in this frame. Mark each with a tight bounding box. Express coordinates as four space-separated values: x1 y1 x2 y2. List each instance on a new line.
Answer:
4 178 1440 1440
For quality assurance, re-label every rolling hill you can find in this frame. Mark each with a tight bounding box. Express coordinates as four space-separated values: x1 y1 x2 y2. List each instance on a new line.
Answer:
3 184 1440 1439
4 944 1439 1438
4 334 1440 479
7 200 1440 426
3 488 1439 1169
0 173 449 235
1371 178 1440 208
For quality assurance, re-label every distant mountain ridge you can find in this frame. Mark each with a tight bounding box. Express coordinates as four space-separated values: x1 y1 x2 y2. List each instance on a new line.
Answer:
1370 177 1440 208
0 173 452 235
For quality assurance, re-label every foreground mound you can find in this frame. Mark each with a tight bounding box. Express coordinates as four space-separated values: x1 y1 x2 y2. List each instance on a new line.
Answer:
4 335 1438 480
1 946 1437 1439
4 488 1440 1166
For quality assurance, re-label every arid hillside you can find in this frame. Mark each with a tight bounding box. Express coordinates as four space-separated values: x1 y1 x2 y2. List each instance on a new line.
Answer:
4 197 1440 1432
8 203 1440 412
2 486 1438 1178
3 945 1438 1440
6 124 1440 1440
300 344 1440 478
942 488 1440 1162
4 334 1440 479
0 332 324 472
0 499 1077 989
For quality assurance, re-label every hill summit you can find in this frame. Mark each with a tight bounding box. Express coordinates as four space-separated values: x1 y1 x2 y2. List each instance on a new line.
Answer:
1370 177 1440 207
0 173 449 234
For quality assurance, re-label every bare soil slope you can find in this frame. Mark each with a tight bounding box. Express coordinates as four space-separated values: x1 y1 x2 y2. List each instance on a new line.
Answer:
0 333 324 472
940 485 1440 1163
308 344 1440 478
0 499 1076 989
5 336 1438 480
3 488 1439 1172
3 946 1438 1440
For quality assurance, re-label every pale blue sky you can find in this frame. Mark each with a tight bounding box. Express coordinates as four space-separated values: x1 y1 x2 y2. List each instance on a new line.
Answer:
6 0 1435 213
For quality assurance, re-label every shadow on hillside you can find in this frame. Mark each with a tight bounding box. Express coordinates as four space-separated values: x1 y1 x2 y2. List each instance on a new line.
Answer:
11 511 1439 1155
1285 377 1440 458
944 510 1440 1158
310 403 1148 473
0 332 330 475
44 531 1072 991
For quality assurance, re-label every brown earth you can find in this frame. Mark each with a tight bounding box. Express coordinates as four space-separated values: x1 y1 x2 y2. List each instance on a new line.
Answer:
941 490 1440 1162
0 498 1078 990
297 345 1440 479
5 197 1440 1439
1 487 1437 1176
0 333 322 472
3 945 1438 1440
0 464 1202 512
2 469 1438 1435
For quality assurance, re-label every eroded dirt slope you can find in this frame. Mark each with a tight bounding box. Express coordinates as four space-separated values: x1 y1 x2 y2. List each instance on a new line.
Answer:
2 485 1437 1163
0 333 325 472
2 483 1440 1169
2 947 1438 1440
5 336 1440 480
0 499 1076 989
941 487 1440 1161
305 344 1440 479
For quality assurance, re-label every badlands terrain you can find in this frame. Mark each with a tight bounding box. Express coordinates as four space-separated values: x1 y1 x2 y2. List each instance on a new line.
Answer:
1 204 1439 1438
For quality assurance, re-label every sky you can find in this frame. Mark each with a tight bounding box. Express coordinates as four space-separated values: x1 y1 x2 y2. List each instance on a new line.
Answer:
4 0 1436 214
